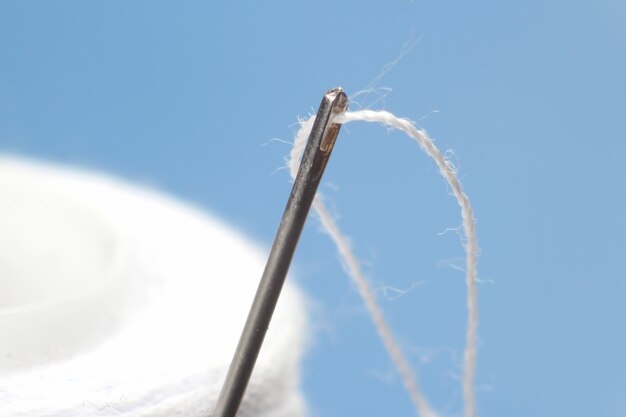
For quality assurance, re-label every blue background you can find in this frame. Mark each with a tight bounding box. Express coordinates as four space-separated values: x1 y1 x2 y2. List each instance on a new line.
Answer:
1 1 625 416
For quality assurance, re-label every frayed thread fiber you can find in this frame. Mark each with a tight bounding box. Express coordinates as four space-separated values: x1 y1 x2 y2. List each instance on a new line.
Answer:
288 109 478 417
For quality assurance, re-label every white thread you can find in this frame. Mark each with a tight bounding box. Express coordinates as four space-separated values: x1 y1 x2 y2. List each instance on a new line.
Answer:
288 110 478 417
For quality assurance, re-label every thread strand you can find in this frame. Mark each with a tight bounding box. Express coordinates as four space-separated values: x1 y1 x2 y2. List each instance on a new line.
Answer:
288 109 478 417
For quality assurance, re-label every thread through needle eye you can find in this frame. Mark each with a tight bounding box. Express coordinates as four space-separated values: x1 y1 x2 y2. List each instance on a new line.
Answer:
212 87 349 417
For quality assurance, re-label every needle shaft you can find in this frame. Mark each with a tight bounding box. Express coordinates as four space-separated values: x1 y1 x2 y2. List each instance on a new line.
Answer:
212 87 348 417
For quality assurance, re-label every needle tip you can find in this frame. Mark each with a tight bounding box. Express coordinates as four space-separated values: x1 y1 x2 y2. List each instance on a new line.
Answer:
325 87 349 113
320 88 348 152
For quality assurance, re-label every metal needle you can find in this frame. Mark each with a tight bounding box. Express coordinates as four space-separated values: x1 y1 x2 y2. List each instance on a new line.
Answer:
212 87 348 417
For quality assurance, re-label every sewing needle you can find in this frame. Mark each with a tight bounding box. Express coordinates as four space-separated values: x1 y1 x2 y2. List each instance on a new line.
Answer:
213 87 348 417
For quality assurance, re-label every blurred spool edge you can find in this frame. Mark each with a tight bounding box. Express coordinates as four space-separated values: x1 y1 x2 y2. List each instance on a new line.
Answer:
0 157 134 372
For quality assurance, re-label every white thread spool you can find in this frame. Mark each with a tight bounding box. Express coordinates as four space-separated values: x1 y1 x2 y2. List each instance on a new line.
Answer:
0 173 130 371
0 157 307 417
